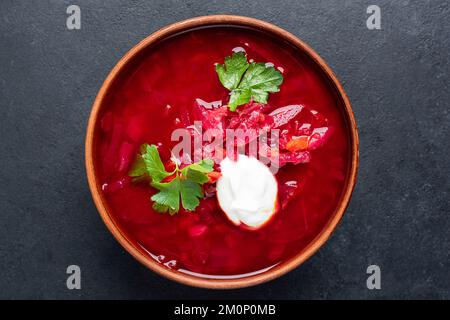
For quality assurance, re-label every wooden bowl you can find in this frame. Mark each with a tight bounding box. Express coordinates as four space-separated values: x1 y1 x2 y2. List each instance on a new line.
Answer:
85 15 359 289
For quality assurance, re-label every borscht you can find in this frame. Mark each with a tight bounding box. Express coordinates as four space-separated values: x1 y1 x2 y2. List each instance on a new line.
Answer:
94 26 351 277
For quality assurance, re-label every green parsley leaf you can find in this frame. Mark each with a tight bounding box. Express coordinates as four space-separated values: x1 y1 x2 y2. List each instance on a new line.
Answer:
215 52 249 90
129 144 214 214
179 179 204 211
151 179 181 215
141 144 172 183
152 202 173 214
229 88 252 111
180 159 214 184
128 153 147 178
215 53 284 111
184 167 210 184
238 63 283 101
181 158 214 174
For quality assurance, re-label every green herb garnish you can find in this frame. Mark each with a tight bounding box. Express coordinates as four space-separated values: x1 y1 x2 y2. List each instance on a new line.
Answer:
215 52 284 111
129 144 214 214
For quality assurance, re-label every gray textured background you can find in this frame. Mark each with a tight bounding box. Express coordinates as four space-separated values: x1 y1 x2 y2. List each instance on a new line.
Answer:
0 0 449 299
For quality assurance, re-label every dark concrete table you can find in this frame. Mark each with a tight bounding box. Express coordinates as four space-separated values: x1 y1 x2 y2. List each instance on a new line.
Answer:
0 0 449 299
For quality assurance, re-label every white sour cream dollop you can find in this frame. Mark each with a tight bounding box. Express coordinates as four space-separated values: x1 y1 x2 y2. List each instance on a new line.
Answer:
216 155 278 229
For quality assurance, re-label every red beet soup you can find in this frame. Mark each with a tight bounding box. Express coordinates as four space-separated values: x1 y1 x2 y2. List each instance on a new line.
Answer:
94 26 351 277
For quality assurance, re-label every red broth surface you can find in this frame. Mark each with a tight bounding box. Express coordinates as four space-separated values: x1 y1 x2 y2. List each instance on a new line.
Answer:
95 26 351 277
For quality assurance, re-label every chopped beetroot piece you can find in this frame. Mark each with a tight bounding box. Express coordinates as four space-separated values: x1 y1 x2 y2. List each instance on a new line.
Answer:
227 116 241 129
225 104 275 148
270 105 330 164
238 101 272 115
308 127 330 150
195 98 222 110
192 104 228 132
279 150 311 166
274 105 327 133
270 104 304 128
164 160 177 172
297 123 313 136
186 100 329 169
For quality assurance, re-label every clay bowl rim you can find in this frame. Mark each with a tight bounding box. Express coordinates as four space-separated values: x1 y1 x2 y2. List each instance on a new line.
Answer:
85 15 359 289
